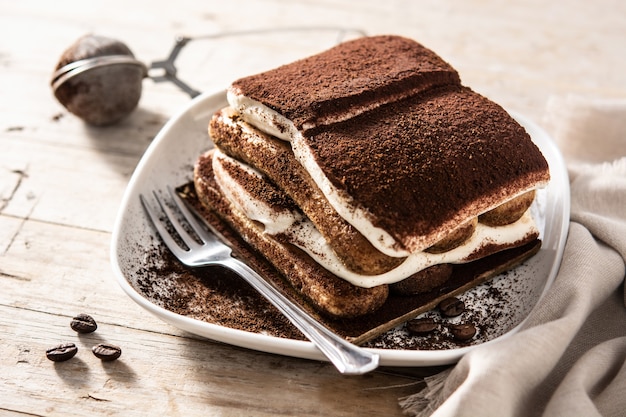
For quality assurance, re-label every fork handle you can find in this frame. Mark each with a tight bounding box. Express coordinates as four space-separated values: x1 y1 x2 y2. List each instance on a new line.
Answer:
220 257 380 375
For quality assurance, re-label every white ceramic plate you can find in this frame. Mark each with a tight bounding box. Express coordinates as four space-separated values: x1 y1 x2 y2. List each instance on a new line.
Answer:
110 90 570 367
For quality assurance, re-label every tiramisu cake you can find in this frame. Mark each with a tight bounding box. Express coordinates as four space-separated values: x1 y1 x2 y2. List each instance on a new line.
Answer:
190 35 550 341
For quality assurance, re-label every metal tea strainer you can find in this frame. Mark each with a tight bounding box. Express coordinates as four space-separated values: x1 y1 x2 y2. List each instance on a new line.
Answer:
51 27 366 126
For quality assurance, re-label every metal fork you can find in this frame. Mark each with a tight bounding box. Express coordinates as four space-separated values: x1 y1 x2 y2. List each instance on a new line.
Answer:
139 187 379 375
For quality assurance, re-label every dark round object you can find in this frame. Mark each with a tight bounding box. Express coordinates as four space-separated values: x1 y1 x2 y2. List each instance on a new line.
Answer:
448 323 477 341
46 343 78 362
406 317 438 336
51 34 146 126
70 313 98 333
92 343 122 361
438 297 465 317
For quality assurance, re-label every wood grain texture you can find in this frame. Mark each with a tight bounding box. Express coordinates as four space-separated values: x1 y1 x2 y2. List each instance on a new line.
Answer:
1 0 625 415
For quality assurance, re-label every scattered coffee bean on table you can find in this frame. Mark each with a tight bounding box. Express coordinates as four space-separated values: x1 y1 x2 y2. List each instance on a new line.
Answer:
438 297 465 317
406 317 438 336
46 343 78 362
449 323 477 341
92 343 122 361
70 313 98 333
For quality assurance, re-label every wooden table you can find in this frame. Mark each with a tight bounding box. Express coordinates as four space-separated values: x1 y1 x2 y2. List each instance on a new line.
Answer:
2 1 624 415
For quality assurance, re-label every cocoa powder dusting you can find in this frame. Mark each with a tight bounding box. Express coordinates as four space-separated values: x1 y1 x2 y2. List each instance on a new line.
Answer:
231 35 460 129
131 236 523 350
134 235 304 340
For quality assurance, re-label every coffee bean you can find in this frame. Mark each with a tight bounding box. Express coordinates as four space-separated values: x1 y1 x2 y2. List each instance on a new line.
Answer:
46 343 78 362
70 313 98 333
438 297 465 317
449 323 477 341
406 318 438 336
92 343 121 361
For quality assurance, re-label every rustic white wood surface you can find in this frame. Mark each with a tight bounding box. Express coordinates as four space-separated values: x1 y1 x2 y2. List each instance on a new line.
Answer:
1 1 625 416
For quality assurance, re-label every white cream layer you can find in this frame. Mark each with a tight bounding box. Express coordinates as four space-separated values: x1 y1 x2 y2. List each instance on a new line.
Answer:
212 150 539 288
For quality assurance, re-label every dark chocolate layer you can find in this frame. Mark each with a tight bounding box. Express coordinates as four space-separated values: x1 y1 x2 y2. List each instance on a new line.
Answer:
230 35 460 130
304 86 550 251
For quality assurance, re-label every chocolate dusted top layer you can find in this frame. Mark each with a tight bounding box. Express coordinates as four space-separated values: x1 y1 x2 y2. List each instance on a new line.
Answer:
230 35 460 130
304 85 551 251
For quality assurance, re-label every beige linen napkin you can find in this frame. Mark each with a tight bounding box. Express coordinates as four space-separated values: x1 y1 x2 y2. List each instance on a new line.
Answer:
399 95 626 417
